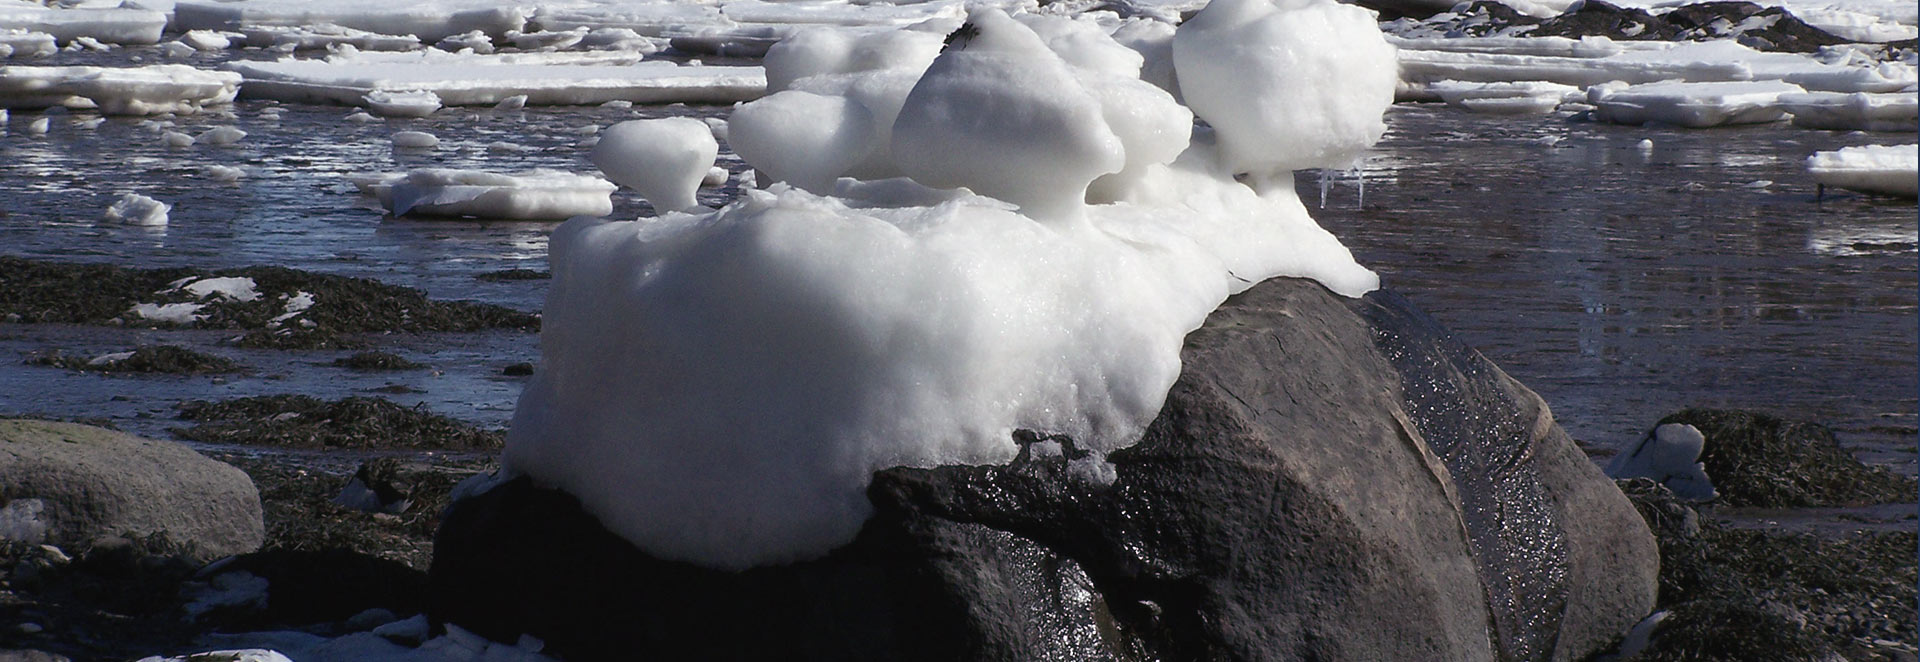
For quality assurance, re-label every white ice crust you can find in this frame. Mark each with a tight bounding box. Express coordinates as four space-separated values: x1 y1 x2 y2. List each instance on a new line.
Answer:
505 0 1387 570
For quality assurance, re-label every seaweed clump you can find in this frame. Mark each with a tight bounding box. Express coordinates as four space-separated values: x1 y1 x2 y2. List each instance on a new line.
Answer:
26 345 245 375
1659 408 1916 507
170 395 502 450
1618 479 1918 661
0 257 539 350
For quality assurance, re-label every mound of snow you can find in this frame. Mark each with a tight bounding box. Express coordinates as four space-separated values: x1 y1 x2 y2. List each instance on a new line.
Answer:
590 118 717 213
505 0 1386 570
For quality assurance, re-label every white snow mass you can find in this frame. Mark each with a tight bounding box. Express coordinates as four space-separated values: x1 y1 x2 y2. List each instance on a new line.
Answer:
504 0 1387 570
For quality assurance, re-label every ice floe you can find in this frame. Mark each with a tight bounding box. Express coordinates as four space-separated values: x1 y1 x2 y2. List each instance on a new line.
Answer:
353 168 617 220
0 5 166 46
1778 91 1918 131
225 51 765 107
1588 79 1807 126
1807 143 1919 197
103 192 170 225
173 0 530 44
0 64 239 114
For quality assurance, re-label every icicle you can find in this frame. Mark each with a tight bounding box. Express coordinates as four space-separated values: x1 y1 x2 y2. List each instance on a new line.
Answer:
1351 165 1365 209
1317 169 1330 209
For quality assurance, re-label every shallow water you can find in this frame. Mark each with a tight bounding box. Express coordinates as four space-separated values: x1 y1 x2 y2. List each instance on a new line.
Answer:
1307 104 1917 474
1 89 1912 475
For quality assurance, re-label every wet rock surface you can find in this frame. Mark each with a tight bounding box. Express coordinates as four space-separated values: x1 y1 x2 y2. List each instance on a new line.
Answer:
0 420 263 564
429 277 1658 661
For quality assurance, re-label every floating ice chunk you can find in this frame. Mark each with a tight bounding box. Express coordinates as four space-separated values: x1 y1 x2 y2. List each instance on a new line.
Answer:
0 30 58 58
893 9 1123 222
0 6 166 46
1427 80 1582 114
161 130 193 146
0 64 239 115
1779 91 1919 132
578 27 658 53
1637 138 1655 153
25 115 47 135
1807 143 1918 198
391 130 439 148
175 276 261 302
598 99 631 109
509 27 587 51
173 0 529 44
181 30 231 51
344 110 378 122
134 649 289 662
486 141 534 153
493 94 527 110
363 89 440 117
435 30 495 54
702 166 727 187
1607 423 1717 501
105 192 169 225
701 115 726 140
198 125 245 145
240 24 422 52
205 164 246 181
1588 80 1805 127
225 52 765 107
591 118 717 213
728 90 876 193
363 168 617 220
1396 49 1749 88
157 41 195 58
1173 0 1396 185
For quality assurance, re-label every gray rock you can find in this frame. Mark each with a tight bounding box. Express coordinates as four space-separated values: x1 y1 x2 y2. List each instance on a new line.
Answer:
429 278 1658 661
0 419 263 563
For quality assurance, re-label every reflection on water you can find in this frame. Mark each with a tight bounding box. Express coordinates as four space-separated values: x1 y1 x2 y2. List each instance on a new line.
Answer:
1310 105 1916 474
0 95 1911 475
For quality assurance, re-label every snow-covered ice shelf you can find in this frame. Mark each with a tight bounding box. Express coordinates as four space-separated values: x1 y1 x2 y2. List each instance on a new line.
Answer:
1807 144 1919 197
0 64 240 114
226 52 765 107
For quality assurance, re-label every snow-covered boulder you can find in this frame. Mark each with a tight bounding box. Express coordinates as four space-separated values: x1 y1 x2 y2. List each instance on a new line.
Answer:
430 277 1659 661
0 419 263 563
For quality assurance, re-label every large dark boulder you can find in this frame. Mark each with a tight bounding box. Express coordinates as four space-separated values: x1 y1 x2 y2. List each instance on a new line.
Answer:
429 277 1658 661
0 419 263 563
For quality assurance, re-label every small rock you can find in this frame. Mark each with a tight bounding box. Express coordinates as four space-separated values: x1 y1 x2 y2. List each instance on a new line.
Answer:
502 363 534 376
